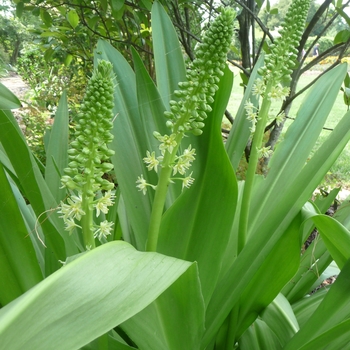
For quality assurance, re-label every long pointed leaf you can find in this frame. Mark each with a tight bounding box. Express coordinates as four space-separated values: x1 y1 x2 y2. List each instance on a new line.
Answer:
0 109 74 273
151 1 186 109
284 257 350 349
158 66 238 306
0 241 194 350
120 262 205 349
0 163 43 305
44 91 69 202
0 82 22 110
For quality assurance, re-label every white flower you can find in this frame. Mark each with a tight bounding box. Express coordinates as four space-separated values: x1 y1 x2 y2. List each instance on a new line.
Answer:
276 111 285 126
268 84 290 100
258 146 273 158
136 175 148 195
94 190 116 217
143 150 160 172
94 220 114 240
252 79 266 96
173 146 196 175
63 218 82 233
182 172 195 189
244 100 257 122
58 194 85 221
155 133 177 155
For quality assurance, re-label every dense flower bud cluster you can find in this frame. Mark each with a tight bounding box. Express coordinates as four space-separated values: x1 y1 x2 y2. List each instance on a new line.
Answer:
258 0 310 86
61 60 115 193
165 8 236 136
137 8 236 195
59 60 116 243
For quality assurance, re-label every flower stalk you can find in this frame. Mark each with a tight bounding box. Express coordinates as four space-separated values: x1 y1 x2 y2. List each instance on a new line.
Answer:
142 8 236 251
238 0 311 253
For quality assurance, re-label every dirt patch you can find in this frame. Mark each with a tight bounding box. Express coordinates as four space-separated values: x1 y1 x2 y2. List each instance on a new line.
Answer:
0 73 29 100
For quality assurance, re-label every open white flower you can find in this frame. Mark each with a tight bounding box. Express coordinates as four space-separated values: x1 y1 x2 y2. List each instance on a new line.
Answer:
94 190 116 217
143 150 160 172
94 220 114 240
136 175 148 195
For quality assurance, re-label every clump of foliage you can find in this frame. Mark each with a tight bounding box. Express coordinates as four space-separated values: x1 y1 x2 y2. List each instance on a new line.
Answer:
2 1 350 349
17 46 88 116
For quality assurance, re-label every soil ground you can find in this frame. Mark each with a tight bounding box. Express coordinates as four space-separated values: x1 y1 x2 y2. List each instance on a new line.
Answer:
0 72 29 100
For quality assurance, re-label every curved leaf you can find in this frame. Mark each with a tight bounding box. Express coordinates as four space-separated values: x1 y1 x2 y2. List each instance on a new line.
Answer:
151 1 186 109
0 82 22 110
158 66 238 307
284 257 350 349
0 163 43 305
0 241 194 350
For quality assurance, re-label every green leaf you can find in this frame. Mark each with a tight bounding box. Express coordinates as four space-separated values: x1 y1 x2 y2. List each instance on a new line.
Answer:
151 1 186 109
40 8 52 27
311 215 350 269
121 262 205 349
0 241 194 350
158 66 238 307
292 288 328 329
0 82 22 110
0 109 76 273
261 293 299 347
249 64 348 239
0 163 43 305
234 211 301 339
203 65 350 347
284 257 350 349
298 320 350 350
45 91 69 203
336 7 350 26
239 318 281 350
67 9 79 29
110 0 124 12
16 2 24 17
226 55 264 170
334 29 350 45
95 40 151 250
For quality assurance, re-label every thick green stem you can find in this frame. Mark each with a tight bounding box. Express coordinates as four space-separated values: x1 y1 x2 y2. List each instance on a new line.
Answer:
146 133 183 252
81 151 97 249
81 192 95 249
238 87 272 253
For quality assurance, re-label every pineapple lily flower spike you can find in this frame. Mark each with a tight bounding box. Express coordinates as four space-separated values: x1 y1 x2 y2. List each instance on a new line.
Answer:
238 0 311 253
59 60 116 250
141 7 236 251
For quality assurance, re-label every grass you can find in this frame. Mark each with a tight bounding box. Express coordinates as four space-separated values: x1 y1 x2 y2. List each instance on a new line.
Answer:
226 65 350 189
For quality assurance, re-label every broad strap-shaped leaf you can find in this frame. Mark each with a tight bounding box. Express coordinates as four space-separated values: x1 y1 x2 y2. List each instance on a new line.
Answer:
260 293 299 347
0 109 76 273
0 163 43 305
249 63 348 239
234 213 301 339
120 262 205 350
0 241 195 350
0 82 22 110
284 257 350 349
292 288 328 329
239 318 282 350
203 89 350 347
311 214 350 269
158 66 238 306
44 91 69 202
151 0 186 109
